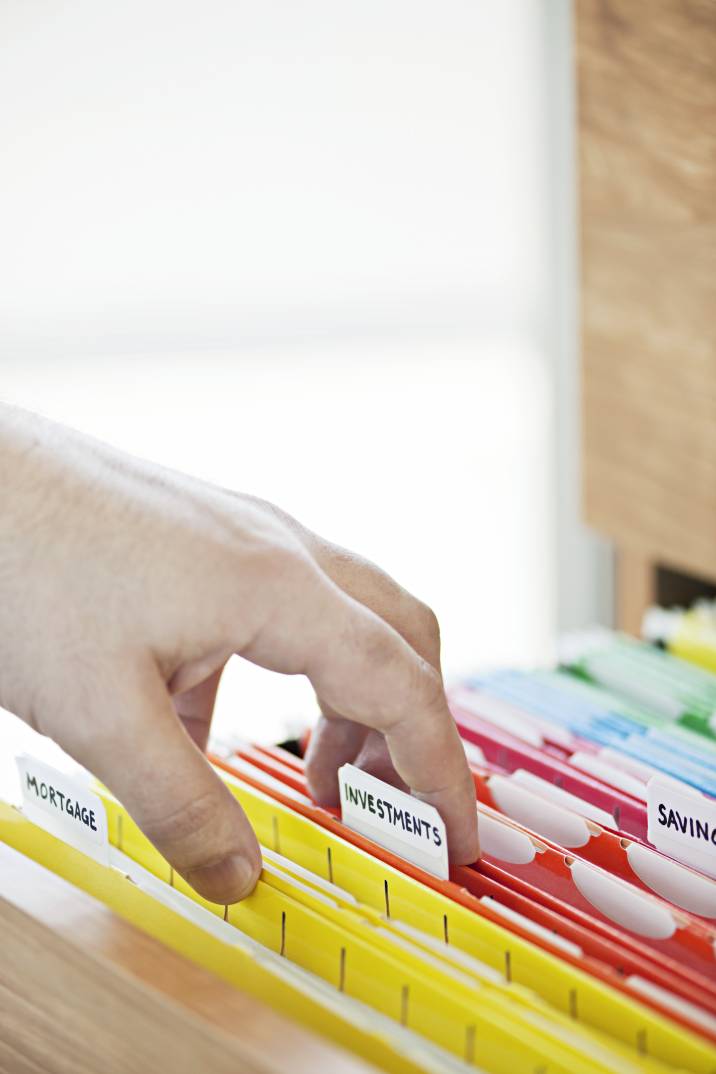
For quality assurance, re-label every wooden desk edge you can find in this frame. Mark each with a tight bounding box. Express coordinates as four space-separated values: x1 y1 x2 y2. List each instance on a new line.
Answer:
0 841 375 1074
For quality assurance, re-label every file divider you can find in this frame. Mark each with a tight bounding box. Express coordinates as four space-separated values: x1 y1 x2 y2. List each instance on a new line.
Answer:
206 754 716 1071
224 746 716 1010
2 790 673 1074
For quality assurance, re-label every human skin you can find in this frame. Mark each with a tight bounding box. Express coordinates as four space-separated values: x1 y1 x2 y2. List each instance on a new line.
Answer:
0 403 479 903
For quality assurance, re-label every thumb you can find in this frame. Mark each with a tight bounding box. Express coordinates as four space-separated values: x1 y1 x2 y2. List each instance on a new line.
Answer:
79 660 261 904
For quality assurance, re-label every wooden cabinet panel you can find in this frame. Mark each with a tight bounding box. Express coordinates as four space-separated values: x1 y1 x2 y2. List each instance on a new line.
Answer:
577 0 716 584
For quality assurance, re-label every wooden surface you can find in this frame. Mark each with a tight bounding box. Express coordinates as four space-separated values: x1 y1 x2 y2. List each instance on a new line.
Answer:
577 0 716 588
616 547 655 635
0 843 375 1074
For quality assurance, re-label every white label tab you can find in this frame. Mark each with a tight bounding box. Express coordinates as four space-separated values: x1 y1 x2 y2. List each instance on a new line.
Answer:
16 754 109 865
647 775 716 879
338 764 448 879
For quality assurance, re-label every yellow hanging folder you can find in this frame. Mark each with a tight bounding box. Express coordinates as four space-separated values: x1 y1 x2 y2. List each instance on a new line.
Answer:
2 795 662 1074
0 801 440 1074
257 851 691 1074
92 779 707 1074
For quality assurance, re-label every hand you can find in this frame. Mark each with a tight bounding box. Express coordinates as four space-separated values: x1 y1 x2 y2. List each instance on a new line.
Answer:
0 404 479 903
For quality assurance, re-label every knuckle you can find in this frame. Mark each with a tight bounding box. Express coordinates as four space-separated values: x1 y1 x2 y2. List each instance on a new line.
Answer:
254 535 303 578
219 517 313 617
237 508 313 582
262 541 321 607
412 659 447 713
414 599 441 648
360 614 400 669
400 596 441 667
213 498 298 571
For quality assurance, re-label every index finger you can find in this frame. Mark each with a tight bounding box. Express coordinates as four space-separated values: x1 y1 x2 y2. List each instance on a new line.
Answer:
301 578 479 864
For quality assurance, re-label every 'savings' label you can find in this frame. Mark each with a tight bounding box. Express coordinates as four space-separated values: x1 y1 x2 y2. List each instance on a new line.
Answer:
16 754 110 864
338 764 449 879
647 775 716 880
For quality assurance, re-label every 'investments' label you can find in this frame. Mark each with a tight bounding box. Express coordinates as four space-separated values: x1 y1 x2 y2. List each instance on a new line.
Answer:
338 764 448 879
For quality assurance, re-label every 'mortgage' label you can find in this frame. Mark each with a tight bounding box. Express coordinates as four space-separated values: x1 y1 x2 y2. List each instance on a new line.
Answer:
16 754 109 864
647 775 716 880
338 764 449 879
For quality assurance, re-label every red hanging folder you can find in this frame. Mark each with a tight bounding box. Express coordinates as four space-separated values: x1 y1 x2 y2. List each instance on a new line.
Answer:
209 746 716 1040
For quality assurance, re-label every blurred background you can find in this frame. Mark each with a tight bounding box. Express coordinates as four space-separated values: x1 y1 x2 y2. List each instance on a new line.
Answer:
0 0 612 741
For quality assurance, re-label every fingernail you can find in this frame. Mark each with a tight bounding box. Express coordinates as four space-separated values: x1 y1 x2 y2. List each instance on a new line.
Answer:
186 852 260 904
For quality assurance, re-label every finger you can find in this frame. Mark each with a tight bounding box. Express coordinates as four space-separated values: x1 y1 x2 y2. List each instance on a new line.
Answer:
312 547 442 669
305 720 406 805
309 589 477 863
312 551 440 798
282 525 443 800
240 563 478 864
79 659 261 903
239 497 442 668
172 665 224 752
353 729 408 791
304 715 367 805
308 555 458 817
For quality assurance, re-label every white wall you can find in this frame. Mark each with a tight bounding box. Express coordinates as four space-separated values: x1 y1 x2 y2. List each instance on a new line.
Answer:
0 2 609 740
1 0 548 350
